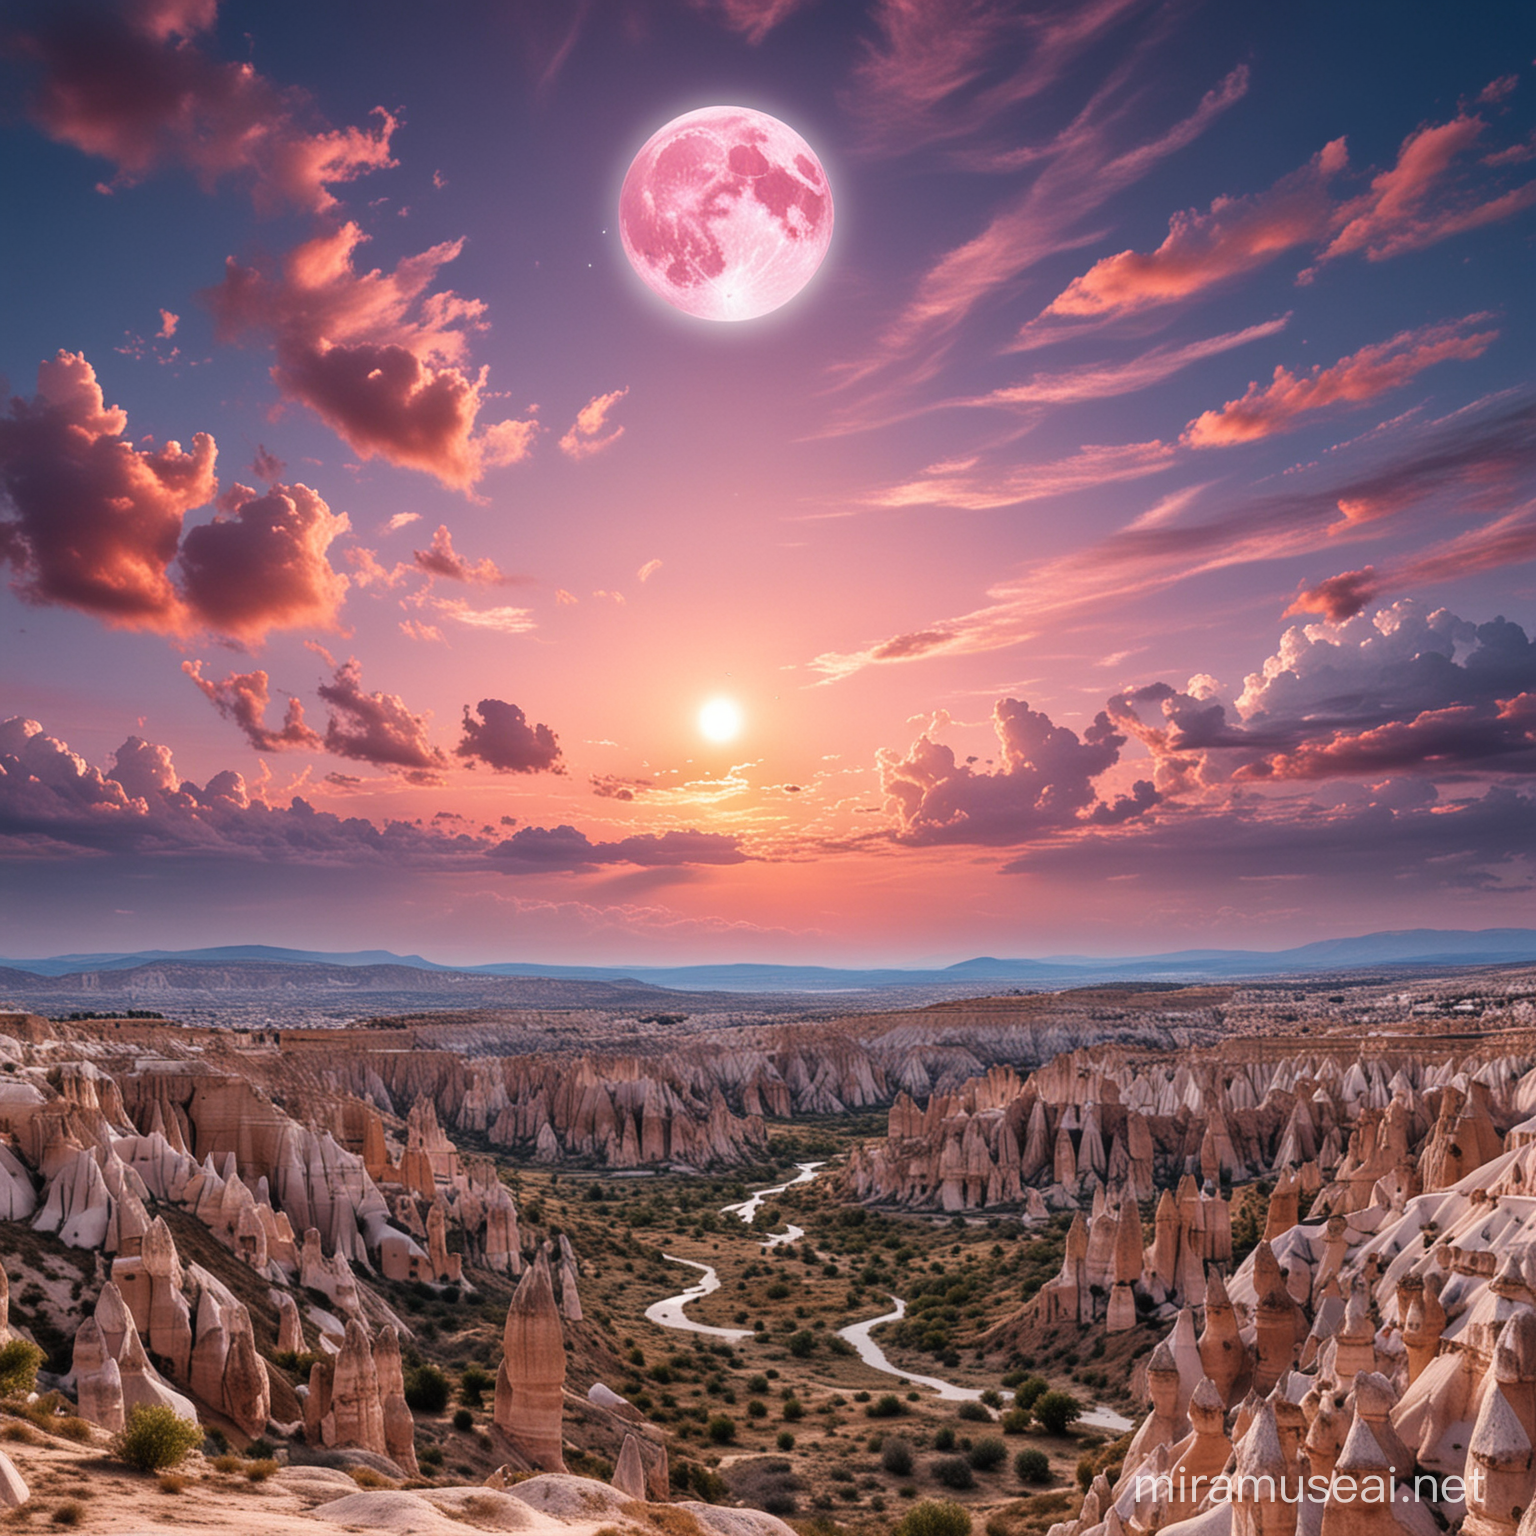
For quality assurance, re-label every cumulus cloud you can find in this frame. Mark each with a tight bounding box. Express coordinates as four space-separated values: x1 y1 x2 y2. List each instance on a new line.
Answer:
17 0 396 214
456 699 563 775
489 824 748 872
178 480 351 638
878 696 1157 846
0 352 355 641
0 350 215 629
318 658 447 780
1108 602 1536 788
206 222 538 489
1182 317 1497 447
558 388 628 460
182 660 323 752
412 524 513 584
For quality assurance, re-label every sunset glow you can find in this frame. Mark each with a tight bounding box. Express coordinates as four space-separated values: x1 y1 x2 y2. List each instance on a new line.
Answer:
0 1 1531 966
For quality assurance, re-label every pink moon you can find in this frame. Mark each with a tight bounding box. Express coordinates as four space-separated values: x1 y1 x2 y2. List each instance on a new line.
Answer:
619 106 833 322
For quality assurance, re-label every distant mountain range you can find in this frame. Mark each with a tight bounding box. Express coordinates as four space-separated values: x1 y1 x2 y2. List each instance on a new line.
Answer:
4 928 1534 992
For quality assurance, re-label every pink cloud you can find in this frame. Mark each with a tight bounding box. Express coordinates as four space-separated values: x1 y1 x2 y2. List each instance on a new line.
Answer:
558 388 628 460
1182 317 1497 447
156 309 178 338
178 480 351 639
206 222 538 489
691 0 816 44
1285 567 1381 622
864 439 1175 512
457 699 564 775
428 598 536 634
1318 112 1536 264
636 558 663 583
17 0 396 214
412 524 513 584
0 350 215 630
878 696 1157 846
318 658 447 781
182 660 323 751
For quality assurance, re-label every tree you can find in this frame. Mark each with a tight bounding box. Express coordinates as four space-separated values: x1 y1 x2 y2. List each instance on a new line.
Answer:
1033 1391 1083 1436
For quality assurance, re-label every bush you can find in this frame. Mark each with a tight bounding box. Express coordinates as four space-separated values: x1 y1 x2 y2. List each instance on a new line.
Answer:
896 1498 973 1536
933 1427 956 1452
957 1401 990 1423
787 1331 816 1359
0 1339 44 1400
453 1408 474 1431
460 1366 492 1407
1000 1409 1031 1435
112 1405 203 1472
1015 1449 1052 1485
776 1431 796 1451
1012 1376 1050 1411
1032 1392 1083 1436
405 1365 451 1414
968 1437 1006 1472
781 1397 804 1421
708 1415 737 1445
881 1439 914 1476
931 1456 975 1490
867 1393 907 1419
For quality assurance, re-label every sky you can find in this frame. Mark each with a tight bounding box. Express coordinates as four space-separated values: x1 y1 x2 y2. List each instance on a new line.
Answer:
1 0 1534 967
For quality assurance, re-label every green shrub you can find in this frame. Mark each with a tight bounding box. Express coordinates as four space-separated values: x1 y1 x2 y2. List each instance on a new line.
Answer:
1012 1376 1050 1411
933 1426 956 1452
1015 1449 1052 1485
896 1498 972 1536
968 1437 1006 1472
112 1405 203 1472
957 1401 990 1423
881 1438 914 1476
776 1431 796 1451
0 1339 44 1400
867 1393 907 1419
931 1456 975 1490
404 1364 451 1414
1032 1392 1083 1436
781 1397 804 1422
787 1331 816 1359
452 1408 474 1431
1000 1409 1031 1434
707 1415 737 1444
460 1366 492 1407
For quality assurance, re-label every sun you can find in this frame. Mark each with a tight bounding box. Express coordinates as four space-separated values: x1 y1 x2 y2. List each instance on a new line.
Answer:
699 697 744 743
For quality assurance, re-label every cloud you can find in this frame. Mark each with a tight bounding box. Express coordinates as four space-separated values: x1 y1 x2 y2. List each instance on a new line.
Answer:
1182 317 1498 447
0 350 215 630
383 511 421 533
1027 111 1534 338
944 319 1288 411
811 397 1536 680
456 699 563 775
878 696 1157 846
318 659 447 780
691 0 815 44
412 524 514 584
636 558 662 583
843 0 1150 163
178 480 351 638
17 0 396 214
863 439 1175 512
828 63 1249 408
1285 568 1381 622
182 660 323 751
489 824 748 872
591 774 653 801
558 388 628 460
156 309 178 338
1107 602 1536 789
206 222 538 489
250 444 285 482
428 598 536 633
1318 112 1536 264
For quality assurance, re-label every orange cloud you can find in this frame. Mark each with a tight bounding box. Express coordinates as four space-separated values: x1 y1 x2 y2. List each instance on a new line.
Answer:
1182 317 1497 447
412 524 514 584
206 223 538 489
182 661 323 751
558 388 628 460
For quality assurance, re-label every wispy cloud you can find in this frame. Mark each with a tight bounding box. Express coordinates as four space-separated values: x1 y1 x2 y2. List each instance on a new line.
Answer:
558 388 629 460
